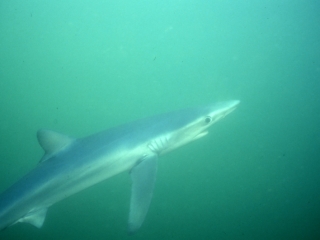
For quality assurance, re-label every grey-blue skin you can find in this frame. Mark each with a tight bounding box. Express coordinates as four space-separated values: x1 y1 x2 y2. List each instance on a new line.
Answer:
0 100 240 234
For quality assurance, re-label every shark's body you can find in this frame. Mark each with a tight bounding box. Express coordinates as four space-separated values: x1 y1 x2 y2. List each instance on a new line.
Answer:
0 100 239 233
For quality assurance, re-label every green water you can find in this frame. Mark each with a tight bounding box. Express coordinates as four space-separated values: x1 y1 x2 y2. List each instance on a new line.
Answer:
1 0 319 239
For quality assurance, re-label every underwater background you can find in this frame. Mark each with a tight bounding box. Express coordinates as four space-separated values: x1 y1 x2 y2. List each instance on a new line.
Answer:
0 0 319 239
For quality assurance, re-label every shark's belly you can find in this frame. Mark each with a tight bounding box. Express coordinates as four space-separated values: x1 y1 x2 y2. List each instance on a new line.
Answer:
0 144 153 230
39 144 152 209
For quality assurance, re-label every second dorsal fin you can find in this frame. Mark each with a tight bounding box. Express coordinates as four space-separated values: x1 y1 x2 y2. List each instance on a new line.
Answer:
37 129 74 162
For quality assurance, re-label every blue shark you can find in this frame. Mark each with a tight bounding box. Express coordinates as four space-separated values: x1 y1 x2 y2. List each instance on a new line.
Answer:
0 100 239 233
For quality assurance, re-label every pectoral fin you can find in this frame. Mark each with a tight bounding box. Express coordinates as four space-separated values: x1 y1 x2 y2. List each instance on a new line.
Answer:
128 154 158 234
18 208 47 228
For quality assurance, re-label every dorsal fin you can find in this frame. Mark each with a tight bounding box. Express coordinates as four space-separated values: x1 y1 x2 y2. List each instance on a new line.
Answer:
37 129 74 162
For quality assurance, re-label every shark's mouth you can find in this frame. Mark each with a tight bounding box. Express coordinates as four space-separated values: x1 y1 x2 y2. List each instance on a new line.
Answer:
194 131 208 140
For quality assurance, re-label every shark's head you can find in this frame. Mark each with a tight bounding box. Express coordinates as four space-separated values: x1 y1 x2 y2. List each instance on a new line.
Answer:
154 100 240 155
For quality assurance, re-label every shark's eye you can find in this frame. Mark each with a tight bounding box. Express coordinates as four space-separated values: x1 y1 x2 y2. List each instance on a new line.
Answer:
205 116 212 124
